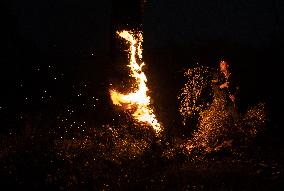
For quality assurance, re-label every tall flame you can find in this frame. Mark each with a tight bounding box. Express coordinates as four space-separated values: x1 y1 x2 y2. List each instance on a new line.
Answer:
110 30 162 134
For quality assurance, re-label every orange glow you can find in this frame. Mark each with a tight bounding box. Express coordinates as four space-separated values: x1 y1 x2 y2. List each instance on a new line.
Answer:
110 30 162 134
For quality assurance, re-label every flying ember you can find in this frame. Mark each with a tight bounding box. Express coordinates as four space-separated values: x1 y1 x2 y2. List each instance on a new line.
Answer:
110 30 162 134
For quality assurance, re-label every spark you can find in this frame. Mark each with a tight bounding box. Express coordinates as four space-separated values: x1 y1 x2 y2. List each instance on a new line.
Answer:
178 65 268 155
178 64 211 125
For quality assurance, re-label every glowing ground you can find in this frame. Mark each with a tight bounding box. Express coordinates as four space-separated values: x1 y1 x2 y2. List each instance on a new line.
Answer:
0 122 283 190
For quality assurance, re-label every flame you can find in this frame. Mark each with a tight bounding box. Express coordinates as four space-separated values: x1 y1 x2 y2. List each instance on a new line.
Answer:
110 30 162 134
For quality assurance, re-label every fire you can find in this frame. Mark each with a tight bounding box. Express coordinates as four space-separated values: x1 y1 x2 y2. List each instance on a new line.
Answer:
110 30 162 134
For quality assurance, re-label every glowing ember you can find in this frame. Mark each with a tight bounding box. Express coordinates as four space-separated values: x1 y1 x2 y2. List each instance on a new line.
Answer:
178 64 211 125
178 65 268 155
110 30 162 134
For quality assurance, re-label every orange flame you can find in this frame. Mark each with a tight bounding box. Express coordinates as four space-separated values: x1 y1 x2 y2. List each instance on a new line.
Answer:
110 30 162 134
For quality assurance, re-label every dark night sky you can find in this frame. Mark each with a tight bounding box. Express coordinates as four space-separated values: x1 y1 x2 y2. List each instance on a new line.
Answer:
144 0 284 48
1 0 284 129
3 0 284 49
